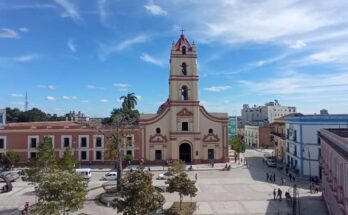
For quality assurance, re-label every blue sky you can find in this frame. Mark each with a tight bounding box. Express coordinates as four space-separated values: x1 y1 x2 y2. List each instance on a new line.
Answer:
1 0 348 117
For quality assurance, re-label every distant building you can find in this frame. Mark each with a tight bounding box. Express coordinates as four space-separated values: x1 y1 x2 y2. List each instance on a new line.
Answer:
241 100 296 124
320 109 329 115
284 114 348 177
65 111 88 122
270 116 286 166
228 116 238 140
319 128 348 215
244 122 271 148
0 109 5 129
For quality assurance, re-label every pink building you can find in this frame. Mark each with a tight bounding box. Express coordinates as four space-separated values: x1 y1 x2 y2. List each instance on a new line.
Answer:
0 121 142 165
319 128 348 215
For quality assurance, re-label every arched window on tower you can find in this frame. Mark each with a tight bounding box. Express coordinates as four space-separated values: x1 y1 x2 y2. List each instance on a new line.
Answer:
182 46 186 55
181 62 187 75
181 86 188 100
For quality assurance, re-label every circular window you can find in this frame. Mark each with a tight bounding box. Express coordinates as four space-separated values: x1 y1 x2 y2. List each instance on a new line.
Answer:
156 128 161 134
209 128 213 134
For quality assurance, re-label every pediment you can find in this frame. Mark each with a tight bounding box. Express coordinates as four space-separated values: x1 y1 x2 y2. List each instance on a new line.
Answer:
203 133 220 142
176 108 193 117
149 133 168 143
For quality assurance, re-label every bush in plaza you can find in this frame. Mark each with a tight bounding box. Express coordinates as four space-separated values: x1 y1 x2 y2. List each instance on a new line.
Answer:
112 169 164 215
0 151 20 166
166 172 197 210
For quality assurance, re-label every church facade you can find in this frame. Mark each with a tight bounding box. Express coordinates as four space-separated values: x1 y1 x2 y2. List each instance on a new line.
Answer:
139 34 229 164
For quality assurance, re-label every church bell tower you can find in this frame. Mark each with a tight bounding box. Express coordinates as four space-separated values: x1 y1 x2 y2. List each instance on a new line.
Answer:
169 33 198 102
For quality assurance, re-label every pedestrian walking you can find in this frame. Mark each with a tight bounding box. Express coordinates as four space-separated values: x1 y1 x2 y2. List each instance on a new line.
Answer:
21 202 29 215
315 184 319 193
273 173 275 182
273 189 276 200
195 173 198 181
292 175 295 182
266 173 269 181
309 183 312 193
289 173 292 182
277 188 282 201
240 158 243 164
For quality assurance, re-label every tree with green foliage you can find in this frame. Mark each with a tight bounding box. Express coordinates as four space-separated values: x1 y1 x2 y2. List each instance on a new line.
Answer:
59 147 76 172
30 169 88 215
102 92 140 192
166 172 198 209
0 151 20 165
230 137 246 153
168 160 186 175
5 107 65 123
113 170 164 215
120 92 138 110
123 154 133 162
26 137 57 183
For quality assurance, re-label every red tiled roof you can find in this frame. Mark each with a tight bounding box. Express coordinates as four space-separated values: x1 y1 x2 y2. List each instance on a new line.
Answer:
174 34 192 51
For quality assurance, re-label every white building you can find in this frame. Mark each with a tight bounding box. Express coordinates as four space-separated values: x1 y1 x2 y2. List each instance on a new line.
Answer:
284 114 348 177
242 100 296 124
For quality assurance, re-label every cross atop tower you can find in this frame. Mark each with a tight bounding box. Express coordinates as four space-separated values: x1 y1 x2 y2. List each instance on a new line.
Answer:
180 25 184 35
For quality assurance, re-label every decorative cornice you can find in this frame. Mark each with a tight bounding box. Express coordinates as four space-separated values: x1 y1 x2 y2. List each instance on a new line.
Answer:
177 108 193 117
203 133 220 142
149 133 168 143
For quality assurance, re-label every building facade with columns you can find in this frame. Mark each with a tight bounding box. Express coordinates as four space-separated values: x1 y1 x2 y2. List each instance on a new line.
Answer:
139 33 229 164
319 128 348 215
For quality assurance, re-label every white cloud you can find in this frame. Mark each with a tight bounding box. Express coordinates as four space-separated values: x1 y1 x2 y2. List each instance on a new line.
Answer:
62 96 70 99
98 35 149 60
14 54 37 62
18 27 29 32
67 39 77 52
136 95 142 100
237 71 348 95
160 1 348 44
10 4 57 9
98 0 108 25
11 93 24 97
144 2 167 16
204 86 231 92
46 96 55 101
80 100 89 103
37 84 56 90
113 83 130 91
55 0 81 22
11 101 24 105
140 53 164 66
286 40 307 49
87 84 105 90
0 28 19 39
100 99 108 103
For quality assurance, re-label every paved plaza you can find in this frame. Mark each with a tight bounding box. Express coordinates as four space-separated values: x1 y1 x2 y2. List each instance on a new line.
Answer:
0 149 328 215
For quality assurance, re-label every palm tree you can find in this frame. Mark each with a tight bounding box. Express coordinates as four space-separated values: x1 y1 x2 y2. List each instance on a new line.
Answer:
120 93 138 110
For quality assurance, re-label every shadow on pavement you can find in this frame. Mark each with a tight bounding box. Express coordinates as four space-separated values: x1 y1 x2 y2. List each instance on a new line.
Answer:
0 208 21 215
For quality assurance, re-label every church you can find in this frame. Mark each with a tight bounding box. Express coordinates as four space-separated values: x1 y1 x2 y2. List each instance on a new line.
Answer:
139 33 229 164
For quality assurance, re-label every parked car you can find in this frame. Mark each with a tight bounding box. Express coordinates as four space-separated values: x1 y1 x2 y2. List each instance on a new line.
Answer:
266 159 276 168
0 171 20 182
127 165 140 171
102 172 117 180
74 168 92 180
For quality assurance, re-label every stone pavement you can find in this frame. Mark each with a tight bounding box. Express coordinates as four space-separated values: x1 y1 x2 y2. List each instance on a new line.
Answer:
0 149 328 215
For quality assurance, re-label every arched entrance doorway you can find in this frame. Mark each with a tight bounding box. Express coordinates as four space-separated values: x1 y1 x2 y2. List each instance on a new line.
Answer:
179 143 191 163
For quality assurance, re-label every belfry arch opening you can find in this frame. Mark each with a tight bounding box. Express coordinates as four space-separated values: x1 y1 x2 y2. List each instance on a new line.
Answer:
182 46 186 55
181 62 187 75
181 86 188 100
